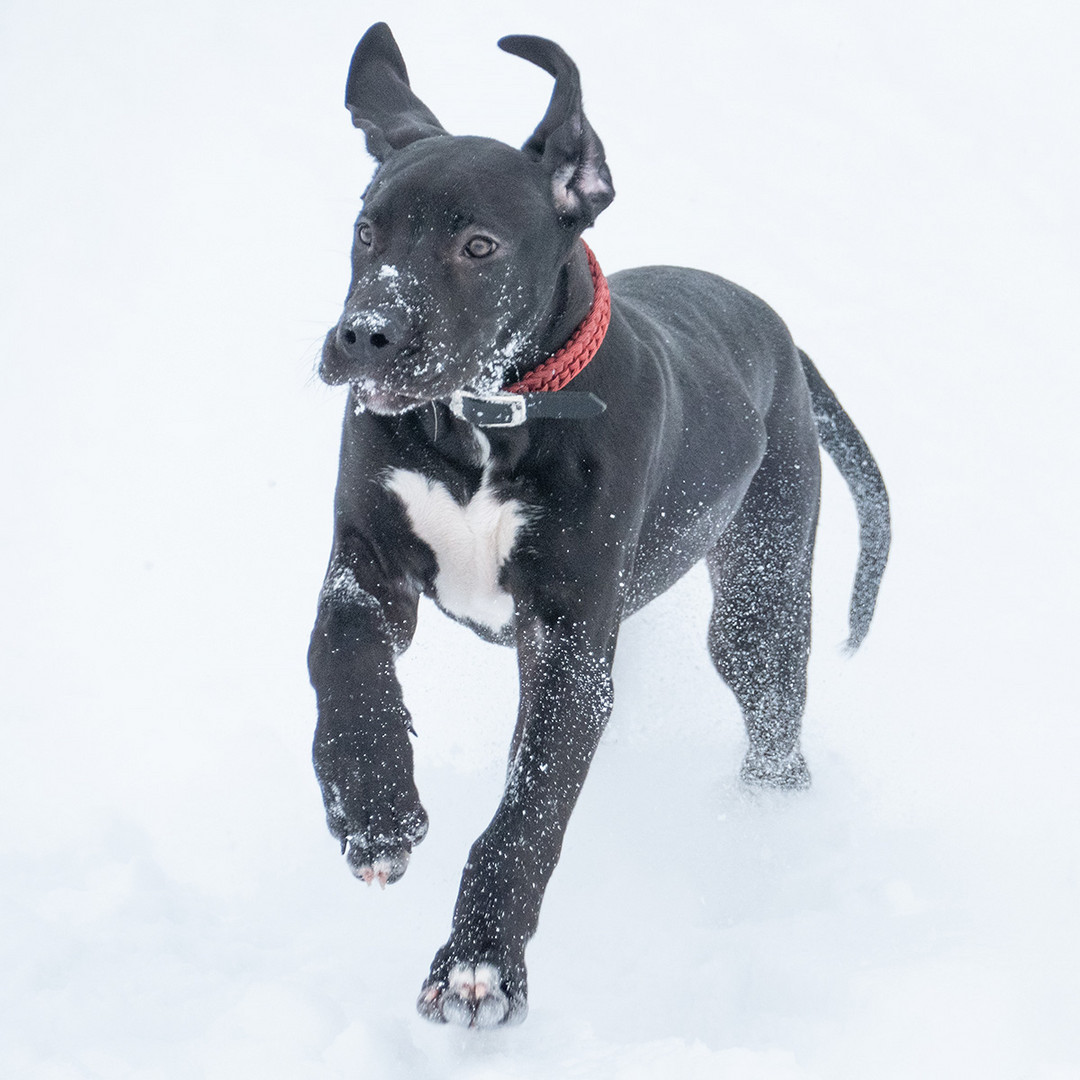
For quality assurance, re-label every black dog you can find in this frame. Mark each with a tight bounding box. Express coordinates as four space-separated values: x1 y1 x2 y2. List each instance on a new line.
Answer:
309 23 889 1028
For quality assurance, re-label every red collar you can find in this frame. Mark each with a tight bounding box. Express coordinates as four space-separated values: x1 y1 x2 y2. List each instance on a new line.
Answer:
503 241 610 394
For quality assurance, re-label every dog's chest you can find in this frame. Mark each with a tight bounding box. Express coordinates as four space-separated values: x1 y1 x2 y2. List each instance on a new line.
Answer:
384 468 527 632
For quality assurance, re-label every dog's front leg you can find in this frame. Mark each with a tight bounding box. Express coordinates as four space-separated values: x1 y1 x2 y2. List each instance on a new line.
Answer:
307 546 427 886
418 613 616 1027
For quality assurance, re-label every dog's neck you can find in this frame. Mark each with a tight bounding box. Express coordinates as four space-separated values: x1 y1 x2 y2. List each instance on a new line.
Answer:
415 242 598 465
546 240 596 356
503 241 595 388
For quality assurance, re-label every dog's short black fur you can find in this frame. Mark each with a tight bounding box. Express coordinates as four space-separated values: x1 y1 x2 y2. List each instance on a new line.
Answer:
309 24 889 1028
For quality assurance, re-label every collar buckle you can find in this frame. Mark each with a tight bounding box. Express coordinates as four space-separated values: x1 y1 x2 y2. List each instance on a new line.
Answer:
448 389 528 428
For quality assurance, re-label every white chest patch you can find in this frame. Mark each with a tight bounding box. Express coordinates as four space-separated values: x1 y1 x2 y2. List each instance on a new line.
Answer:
384 467 528 632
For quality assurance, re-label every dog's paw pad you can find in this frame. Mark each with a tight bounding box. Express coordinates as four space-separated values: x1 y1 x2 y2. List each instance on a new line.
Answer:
417 963 525 1028
345 842 410 887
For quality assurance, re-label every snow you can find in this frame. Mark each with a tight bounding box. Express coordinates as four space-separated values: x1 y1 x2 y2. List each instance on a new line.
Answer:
1 0 1078 1077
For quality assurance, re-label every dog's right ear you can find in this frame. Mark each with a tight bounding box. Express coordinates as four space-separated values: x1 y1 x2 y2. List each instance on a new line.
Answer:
345 23 447 161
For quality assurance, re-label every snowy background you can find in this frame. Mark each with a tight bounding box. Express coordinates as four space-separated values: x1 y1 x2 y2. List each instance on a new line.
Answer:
2 0 1078 1076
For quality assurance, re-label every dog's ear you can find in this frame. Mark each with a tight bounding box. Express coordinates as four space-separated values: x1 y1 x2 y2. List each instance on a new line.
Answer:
498 35 615 227
345 23 447 161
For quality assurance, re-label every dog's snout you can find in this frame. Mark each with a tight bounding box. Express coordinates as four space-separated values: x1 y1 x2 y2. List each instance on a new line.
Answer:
320 298 425 389
336 309 411 361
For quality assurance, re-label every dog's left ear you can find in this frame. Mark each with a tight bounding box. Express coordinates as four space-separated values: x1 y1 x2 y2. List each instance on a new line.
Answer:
345 23 447 161
499 35 615 228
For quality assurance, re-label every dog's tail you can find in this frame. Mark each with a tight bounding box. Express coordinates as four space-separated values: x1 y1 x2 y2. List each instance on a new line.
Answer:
800 350 890 652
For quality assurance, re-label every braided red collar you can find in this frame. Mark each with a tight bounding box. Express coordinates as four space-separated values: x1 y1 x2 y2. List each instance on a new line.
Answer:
445 243 609 427
503 241 610 394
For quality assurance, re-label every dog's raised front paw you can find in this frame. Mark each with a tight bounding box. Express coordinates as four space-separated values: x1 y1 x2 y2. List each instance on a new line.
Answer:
342 822 426 886
319 776 428 886
417 961 528 1028
740 747 811 790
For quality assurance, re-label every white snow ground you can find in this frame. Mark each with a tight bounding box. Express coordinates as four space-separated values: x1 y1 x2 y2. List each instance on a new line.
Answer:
2 1 1078 1077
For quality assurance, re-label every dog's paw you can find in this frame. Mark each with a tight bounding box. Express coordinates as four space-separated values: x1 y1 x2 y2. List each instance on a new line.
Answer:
320 778 428 887
740 747 811 790
417 962 527 1028
342 822 426 886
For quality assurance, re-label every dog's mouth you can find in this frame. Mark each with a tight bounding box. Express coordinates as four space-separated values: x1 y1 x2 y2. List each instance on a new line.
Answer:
350 379 431 416
350 367 504 417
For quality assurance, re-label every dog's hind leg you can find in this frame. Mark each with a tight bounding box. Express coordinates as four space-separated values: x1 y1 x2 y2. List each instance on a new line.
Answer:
705 409 821 789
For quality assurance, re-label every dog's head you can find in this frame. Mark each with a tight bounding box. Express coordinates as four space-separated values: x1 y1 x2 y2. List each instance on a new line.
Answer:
319 23 615 414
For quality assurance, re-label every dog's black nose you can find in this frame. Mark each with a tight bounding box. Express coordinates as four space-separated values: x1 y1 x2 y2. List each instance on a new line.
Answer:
338 326 389 351
335 309 413 363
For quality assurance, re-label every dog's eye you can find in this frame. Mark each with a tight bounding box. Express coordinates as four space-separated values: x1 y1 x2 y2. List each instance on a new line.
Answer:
464 235 498 259
357 222 373 246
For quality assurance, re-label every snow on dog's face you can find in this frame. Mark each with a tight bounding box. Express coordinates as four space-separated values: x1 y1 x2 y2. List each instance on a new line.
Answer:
318 25 614 414
319 137 568 414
